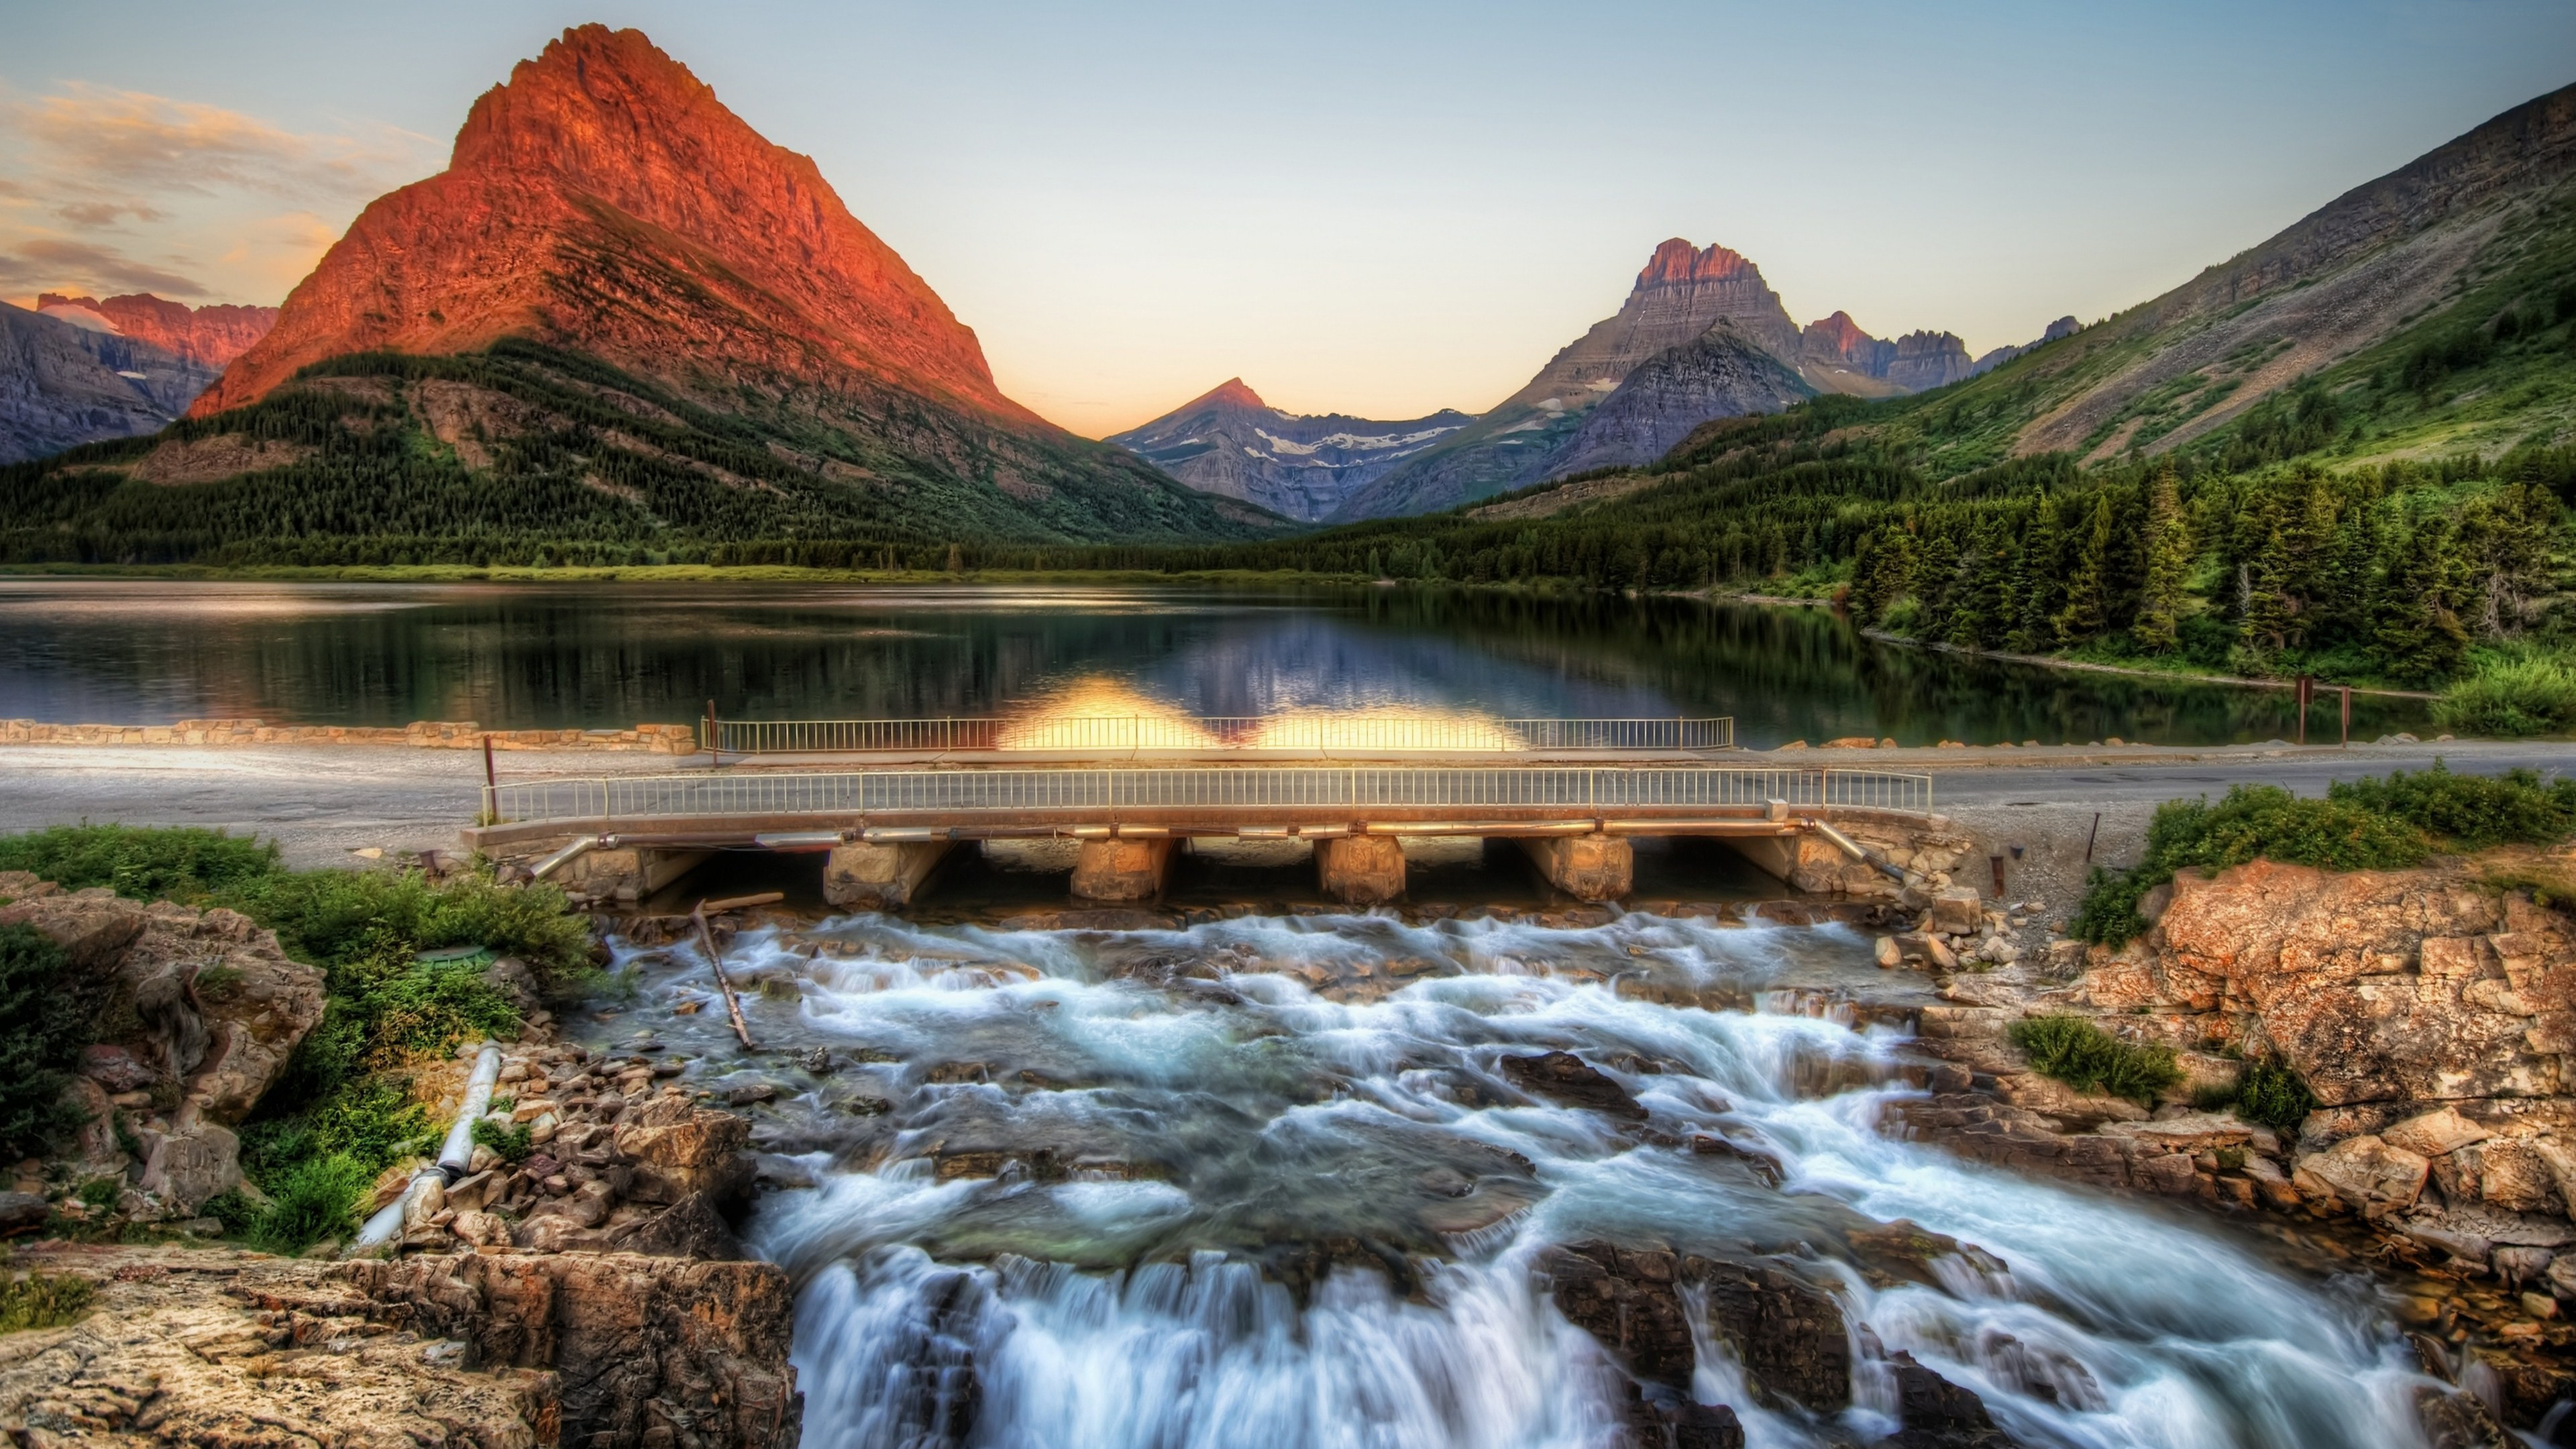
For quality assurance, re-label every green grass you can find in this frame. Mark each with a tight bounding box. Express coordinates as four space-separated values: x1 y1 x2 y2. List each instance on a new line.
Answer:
0 823 595 1253
2071 763 2576 943
0 1268 96 1332
472 1117 534 1165
2006 1014 2184 1105
2433 655 2576 737
2231 1059 2320 1135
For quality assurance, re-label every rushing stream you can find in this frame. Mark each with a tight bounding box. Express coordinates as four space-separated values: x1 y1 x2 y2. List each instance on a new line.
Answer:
602 909 2441 1449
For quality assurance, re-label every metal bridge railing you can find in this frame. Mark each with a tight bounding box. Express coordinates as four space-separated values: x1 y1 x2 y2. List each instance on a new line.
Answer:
485 765 1927 825
704 714 1734 755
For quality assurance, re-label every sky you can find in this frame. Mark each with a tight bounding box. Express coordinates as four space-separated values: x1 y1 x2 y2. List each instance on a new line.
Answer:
2 2 2571 439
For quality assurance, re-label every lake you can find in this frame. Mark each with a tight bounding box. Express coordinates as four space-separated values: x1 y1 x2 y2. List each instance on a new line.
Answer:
0 578 2431 745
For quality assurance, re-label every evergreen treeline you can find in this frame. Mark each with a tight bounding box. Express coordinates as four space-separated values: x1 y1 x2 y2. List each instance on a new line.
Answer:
0 341 1269 564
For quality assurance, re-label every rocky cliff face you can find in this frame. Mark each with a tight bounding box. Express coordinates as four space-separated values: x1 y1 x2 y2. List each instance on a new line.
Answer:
1968 315 2080 376
0 303 217 464
1886 329 1975 392
198 25 1012 421
36 293 278 372
1108 378 1470 522
1544 321 1815 478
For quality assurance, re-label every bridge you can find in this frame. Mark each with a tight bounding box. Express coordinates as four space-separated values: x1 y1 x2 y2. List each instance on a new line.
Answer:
462 714 1955 909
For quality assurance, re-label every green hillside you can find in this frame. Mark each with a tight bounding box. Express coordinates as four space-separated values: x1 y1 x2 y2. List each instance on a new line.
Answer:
0 340 1281 566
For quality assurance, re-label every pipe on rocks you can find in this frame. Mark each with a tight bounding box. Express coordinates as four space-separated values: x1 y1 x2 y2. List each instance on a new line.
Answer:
352 1041 504 1253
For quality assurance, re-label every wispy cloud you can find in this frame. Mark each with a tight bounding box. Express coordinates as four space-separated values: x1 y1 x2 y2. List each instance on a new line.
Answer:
0 82 436 305
13 85 418 201
54 199 171 227
0 237 205 297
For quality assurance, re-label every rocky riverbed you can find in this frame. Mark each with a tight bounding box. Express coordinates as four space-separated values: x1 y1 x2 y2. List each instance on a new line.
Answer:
0 872 800 1449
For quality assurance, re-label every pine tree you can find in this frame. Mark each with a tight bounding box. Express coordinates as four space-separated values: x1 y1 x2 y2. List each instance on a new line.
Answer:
2135 464 2188 653
2370 521 2470 684
2053 492 2115 645
2007 494 2063 653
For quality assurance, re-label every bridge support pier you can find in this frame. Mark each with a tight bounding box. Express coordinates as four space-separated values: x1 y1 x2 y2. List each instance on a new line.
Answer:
824 840 953 910
560 847 709 905
1519 835 1632 902
1071 837 1177 903
1316 835 1405 906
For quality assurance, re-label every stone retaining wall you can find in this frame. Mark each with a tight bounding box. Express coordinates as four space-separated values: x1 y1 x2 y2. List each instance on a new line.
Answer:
0 717 698 753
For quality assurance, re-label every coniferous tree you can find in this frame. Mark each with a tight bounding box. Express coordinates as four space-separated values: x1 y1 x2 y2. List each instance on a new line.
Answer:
2007 494 2065 653
2369 521 2470 685
2135 464 2188 653
2053 492 2115 644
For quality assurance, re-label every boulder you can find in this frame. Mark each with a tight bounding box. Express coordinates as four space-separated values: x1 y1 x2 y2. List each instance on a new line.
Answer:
2293 1134 2429 1218
1536 1243 1695 1387
0 1191 48 1236
1924 888 1983 937
2385 1108 2491 1160
132 1122 243 1213
1884 1352 2019 1448
614 1102 753 1205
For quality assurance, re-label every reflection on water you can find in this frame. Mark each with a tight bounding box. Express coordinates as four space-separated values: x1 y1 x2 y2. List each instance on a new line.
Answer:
0 579 2431 745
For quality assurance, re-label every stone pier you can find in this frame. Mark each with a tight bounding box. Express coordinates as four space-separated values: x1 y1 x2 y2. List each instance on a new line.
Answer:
556 847 710 904
1315 835 1406 906
1519 835 1633 901
822 840 954 910
1071 837 1177 902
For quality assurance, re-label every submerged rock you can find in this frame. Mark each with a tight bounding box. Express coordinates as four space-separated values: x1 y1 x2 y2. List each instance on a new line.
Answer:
1537 1242 1850 1412
1502 1051 1648 1120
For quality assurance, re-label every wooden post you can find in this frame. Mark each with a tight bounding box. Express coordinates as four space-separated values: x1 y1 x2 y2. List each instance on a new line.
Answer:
2294 675 2313 746
2084 812 2101 864
692 902 757 1051
704 699 719 758
1989 854 2006 896
2341 686 2352 749
481 735 496 823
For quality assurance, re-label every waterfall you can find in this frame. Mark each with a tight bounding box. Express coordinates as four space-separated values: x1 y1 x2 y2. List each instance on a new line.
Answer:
625 909 2442 1449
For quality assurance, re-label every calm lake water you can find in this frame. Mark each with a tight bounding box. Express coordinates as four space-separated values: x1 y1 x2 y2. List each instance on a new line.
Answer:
0 578 2431 745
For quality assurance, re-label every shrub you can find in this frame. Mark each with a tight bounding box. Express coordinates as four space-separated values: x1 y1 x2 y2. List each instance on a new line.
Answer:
2433 656 2576 738
0 925 88 1161
2328 761 2576 849
472 1117 533 1164
0 824 278 902
0 1269 96 1331
2006 1014 2183 1105
2233 1059 2318 1135
244 1153 376 1254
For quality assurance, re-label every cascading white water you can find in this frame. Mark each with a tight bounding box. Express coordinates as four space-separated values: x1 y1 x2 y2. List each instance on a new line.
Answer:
615 909 2445 1449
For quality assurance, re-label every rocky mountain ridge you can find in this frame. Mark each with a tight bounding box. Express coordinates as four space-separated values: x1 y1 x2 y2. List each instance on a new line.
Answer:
1330 239 1995 519
0 303 217 465
36 293 278 372
1107 378 1472 522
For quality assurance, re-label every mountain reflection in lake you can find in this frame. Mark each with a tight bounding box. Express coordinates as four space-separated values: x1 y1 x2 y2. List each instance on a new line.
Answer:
0 579 2429 745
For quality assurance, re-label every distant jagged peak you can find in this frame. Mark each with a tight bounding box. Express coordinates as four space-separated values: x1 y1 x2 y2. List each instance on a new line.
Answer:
1635 237 1763 290
1184 377 1269 413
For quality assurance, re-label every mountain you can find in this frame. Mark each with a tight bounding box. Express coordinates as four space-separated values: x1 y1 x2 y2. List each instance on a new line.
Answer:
1332 239 1985 519
1106 379 1472 521
36 293 277 371
3 24 1271 559
1969 315 2082 377
1544 321 1815 478
1882 80 2576 472
0 303 217 464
